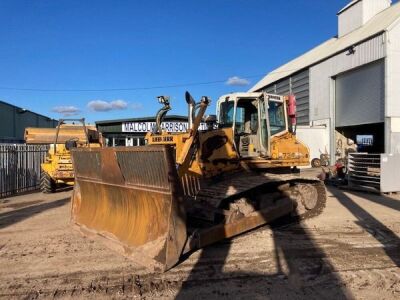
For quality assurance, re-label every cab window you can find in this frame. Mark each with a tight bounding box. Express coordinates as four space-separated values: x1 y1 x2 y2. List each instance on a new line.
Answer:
235 106 245 133
219 101 235 127
269 101 286 135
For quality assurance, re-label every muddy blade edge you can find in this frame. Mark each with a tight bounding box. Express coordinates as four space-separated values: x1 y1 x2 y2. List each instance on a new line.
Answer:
70 145 187 272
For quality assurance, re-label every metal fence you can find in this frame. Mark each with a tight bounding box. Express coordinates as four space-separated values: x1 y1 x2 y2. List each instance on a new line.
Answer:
0 144 49 198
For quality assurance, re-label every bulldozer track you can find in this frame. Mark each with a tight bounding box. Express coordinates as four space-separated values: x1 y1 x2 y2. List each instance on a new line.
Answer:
195 172 327 227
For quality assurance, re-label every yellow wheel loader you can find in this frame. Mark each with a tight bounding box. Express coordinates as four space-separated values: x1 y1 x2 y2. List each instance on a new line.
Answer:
70 92 326 272
36 118 99 193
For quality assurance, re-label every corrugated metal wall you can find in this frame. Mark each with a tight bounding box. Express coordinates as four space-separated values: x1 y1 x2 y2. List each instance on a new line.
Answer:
338 0 390 38
262 69 310 125
363 0 391 25
387 22 400 117
0 101 57 143
386 21 400 154
310 33 385 122
338 1 363 37
0 103 15 140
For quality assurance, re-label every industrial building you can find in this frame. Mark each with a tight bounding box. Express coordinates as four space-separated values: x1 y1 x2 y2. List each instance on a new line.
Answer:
0 100 57 143
250 0 400 163
96 115 196 146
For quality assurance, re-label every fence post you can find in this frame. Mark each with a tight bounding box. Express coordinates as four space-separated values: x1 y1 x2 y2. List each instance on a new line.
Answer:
8 146 17 195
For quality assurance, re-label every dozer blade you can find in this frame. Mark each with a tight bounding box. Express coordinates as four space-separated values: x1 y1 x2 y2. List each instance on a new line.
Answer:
70 145 187 272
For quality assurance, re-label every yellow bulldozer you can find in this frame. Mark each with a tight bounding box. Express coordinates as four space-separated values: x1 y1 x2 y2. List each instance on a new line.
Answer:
25 118 100 193
70 92 326 272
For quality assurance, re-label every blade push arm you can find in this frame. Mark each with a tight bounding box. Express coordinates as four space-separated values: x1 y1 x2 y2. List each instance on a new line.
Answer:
176 96 209 165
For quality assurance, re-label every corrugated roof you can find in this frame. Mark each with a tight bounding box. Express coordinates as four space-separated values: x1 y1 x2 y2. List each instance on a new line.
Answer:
250 1 400 92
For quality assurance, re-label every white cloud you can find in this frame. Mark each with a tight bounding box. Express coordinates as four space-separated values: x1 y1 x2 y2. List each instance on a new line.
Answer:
87 99 128 112
131 103 143 110
111 99 128 109
51 106 80 116
87 100 112 111
226 76 250 86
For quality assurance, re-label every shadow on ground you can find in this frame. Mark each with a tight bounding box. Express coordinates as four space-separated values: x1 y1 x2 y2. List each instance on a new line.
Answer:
174 182 351 299
176 223 350 299
0 197 69 229
328 187 400 267
343 189 400 212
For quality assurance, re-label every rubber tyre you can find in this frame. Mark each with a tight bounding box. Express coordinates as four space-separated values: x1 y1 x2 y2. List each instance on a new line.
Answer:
40 171 56 193
311 158 321 168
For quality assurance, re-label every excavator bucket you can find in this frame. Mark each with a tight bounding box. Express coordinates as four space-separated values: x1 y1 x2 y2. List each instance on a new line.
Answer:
70 145 187 272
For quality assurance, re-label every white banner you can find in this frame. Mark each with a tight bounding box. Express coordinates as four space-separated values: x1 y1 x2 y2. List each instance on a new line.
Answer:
122 121 207 133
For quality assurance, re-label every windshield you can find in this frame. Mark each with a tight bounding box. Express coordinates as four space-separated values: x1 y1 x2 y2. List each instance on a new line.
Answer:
219 101 235 127
269 101 286 135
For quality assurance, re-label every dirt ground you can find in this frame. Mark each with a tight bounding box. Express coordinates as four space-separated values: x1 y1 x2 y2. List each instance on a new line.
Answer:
1 176 400 299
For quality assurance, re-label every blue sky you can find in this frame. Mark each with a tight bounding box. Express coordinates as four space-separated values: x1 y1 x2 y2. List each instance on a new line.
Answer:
0 0 351 124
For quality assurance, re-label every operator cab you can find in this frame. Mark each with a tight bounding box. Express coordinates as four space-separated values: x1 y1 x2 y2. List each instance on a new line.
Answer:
216 93 288 158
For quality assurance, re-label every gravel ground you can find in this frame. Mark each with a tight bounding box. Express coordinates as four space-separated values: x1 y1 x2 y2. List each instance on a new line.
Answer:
0 180 400 299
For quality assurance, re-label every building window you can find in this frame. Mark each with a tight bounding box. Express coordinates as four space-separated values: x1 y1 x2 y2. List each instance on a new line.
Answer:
113 138 126 147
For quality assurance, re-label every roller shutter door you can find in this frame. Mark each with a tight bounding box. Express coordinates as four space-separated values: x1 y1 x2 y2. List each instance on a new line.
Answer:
335 60 384 127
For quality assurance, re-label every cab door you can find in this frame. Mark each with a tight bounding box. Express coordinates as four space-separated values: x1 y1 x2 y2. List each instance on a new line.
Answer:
258 94 271 157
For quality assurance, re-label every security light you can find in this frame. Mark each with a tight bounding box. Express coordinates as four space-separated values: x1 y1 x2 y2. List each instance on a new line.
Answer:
346 45 356 55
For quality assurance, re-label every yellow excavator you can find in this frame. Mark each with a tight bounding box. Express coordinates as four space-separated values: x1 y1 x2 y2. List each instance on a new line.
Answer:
70 92 326 272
